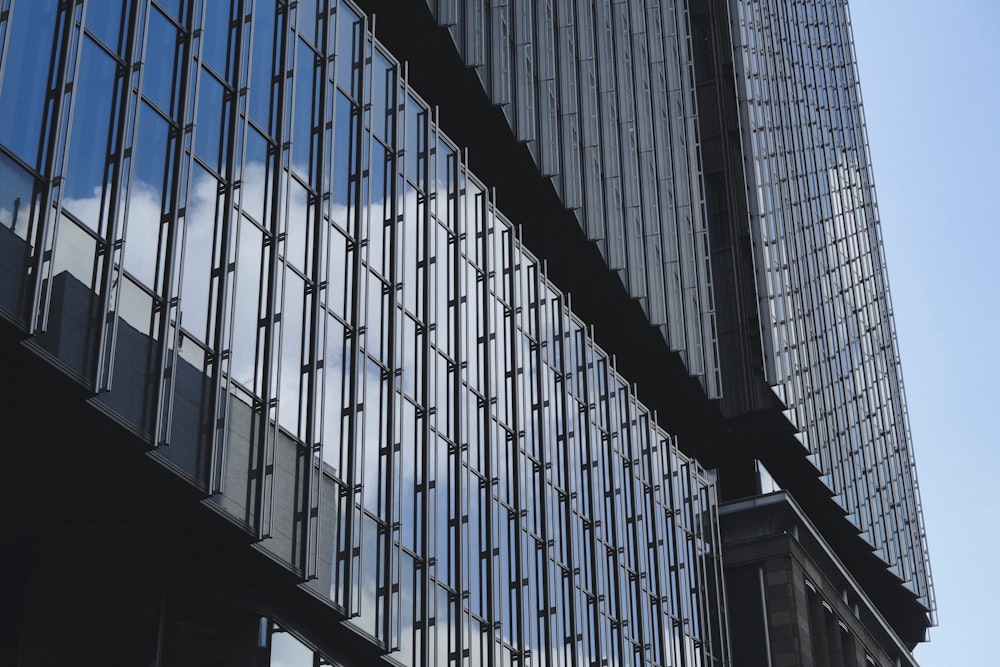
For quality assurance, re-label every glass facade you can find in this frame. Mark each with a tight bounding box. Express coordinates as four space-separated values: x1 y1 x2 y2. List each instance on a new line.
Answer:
406 0 935 639
420 0 722 399
0 1 729 666
731 0 933 613
0 0 935 661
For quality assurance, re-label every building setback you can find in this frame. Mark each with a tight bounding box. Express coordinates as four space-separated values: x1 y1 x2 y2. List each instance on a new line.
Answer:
0 1 932 666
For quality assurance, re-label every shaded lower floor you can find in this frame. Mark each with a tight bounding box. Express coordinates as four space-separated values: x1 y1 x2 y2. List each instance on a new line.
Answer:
720 492 922 667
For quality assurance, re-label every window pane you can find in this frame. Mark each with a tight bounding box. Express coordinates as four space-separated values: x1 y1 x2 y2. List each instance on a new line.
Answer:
248 2 276 130
143 7 180 115
270 628 315 666
0 153 38 316
242 126 271 224
180 163 219 342
232 216 265 391
331 92 354 222
291 38 317 177
86 0 128 55
64 37 117 230
97 276 160 435
278 267 306 436
195 66 226 174
0 152 36 241
0 2 59 166
296 0 319 46
334 5 361 97
322 313 346 476
39 215 104 378
124 103 170 289
285 175 309 270
201 0 233 76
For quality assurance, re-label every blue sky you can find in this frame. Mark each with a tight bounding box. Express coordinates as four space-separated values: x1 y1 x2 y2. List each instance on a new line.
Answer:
849 1 1000 664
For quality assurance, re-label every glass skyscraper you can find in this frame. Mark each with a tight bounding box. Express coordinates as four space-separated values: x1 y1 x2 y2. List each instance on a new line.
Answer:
0 1 932 666
727 0 932 610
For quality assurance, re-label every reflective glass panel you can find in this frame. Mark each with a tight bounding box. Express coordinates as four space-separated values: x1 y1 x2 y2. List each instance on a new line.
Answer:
144 7 180 115
0 2 58 166
180 163 218 342
123 103 170 289
64 37 117 230
86 0 128 55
